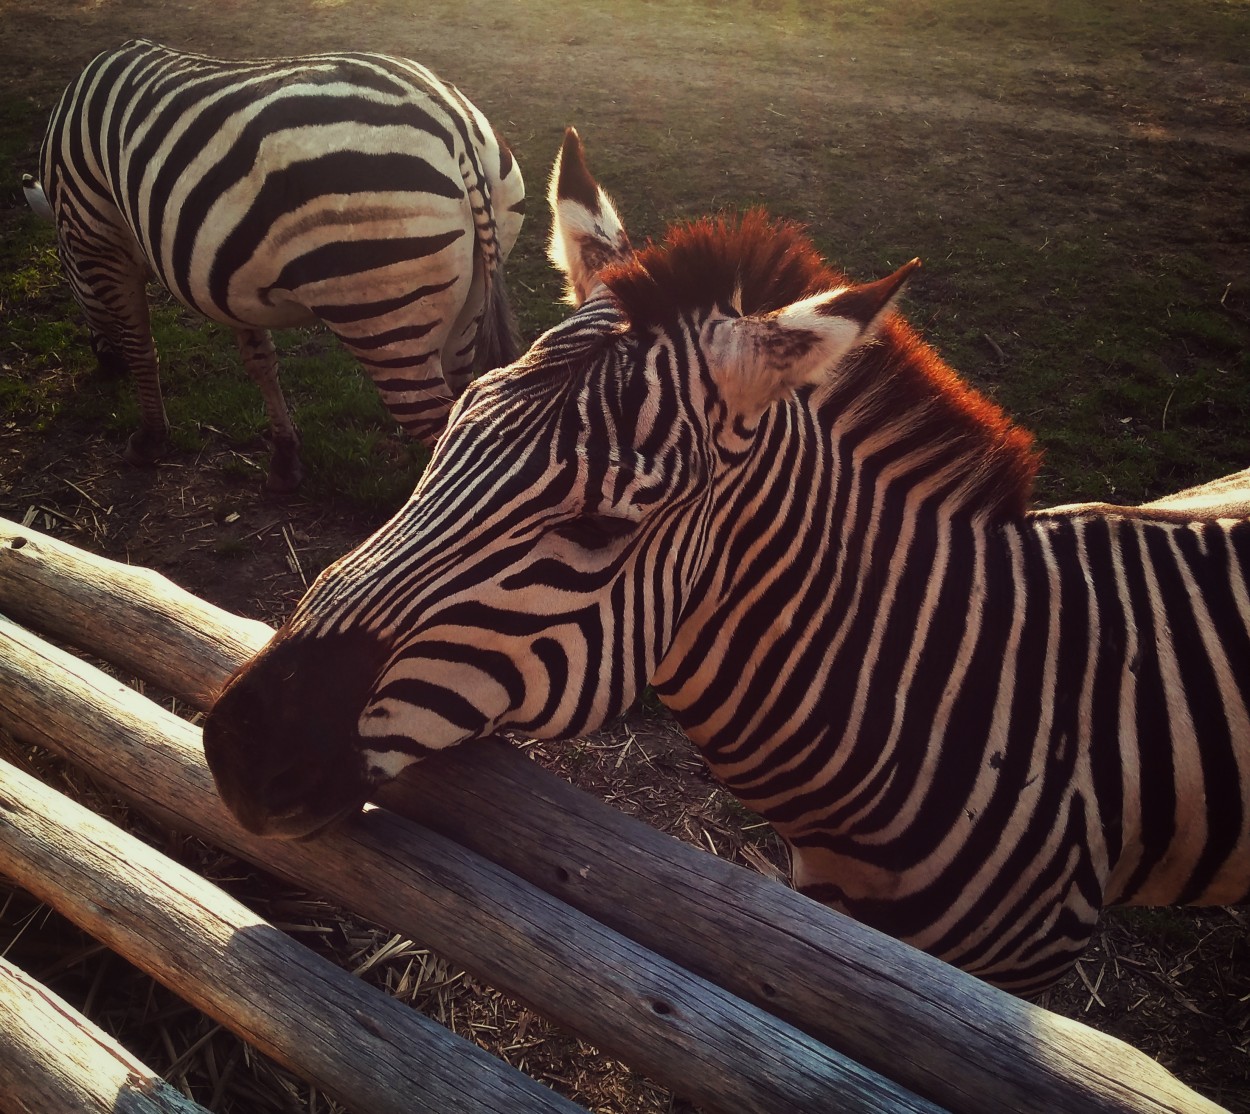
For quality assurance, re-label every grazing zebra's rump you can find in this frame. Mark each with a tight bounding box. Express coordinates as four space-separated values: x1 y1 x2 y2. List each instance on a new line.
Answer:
203 129 1250 996
32 38 525 490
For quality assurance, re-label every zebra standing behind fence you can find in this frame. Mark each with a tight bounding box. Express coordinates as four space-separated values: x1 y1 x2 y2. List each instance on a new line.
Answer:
30 38 525 490
203 129 1250 995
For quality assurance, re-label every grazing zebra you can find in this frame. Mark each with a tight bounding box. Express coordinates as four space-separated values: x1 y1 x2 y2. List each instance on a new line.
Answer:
204 129 1250 994
31 38 525 490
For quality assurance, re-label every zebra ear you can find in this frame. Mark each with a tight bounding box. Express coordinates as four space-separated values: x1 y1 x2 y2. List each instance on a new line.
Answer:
708 259 921 420
548 127 632 306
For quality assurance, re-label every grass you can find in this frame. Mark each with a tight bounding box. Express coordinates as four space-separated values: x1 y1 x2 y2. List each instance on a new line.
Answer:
1 217 430 511
3 0 1247 510
1113 905 1209 950
1 4 1248 1111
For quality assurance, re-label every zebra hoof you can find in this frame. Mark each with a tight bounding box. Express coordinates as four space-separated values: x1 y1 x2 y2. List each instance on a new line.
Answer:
123 428 166 466
265 434 303 494
265 457 304 494
89 337 128 379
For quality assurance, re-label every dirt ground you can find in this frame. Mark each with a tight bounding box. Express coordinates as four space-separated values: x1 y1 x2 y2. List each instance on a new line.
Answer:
1 2 1249 1112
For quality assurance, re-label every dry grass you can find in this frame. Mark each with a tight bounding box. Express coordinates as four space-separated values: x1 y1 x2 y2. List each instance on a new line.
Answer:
1 0 1248 1109
0 713 709 1114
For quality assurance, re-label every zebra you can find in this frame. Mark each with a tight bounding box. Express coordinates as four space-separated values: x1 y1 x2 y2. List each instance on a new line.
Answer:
203 128 1250 995
30 38 525 490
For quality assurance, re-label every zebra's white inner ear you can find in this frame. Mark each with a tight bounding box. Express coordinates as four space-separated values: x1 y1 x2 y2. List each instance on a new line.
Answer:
706 300 872 420
707 260 921 421
547 128 631 306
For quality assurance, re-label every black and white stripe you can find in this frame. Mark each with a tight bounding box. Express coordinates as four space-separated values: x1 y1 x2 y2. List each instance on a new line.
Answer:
203 130 1250 995
33 38 525 489
674 460 1250 993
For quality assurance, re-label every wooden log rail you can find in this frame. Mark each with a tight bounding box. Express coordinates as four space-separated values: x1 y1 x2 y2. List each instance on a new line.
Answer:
0 752 581 1114
0 515 1226 1114
0 954 210 1114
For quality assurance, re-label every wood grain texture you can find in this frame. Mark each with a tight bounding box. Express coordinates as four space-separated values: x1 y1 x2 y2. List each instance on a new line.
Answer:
0 608 943 1114
0 755 582 1114
0 518 269 707
0 955 209 1114
0 514 1227 1114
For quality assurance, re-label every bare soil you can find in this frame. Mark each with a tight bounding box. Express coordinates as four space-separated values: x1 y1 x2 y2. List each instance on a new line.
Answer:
1 2 1248 1112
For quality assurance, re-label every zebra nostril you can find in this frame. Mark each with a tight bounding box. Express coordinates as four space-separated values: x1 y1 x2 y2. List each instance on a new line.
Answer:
258 761 324 815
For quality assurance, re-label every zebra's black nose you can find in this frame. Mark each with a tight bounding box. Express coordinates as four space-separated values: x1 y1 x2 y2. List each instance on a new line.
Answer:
202 626 390 838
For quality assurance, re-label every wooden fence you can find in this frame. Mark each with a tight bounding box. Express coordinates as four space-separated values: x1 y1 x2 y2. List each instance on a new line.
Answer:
0 514 1227 1114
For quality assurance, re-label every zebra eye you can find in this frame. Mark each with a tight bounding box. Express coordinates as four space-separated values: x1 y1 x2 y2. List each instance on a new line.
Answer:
552 514 636 551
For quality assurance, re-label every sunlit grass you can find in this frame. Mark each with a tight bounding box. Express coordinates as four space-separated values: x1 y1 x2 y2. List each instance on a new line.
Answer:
2 0 1246 511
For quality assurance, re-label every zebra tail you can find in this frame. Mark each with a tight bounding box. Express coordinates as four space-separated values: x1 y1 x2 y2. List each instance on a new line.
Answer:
472 262 522 374
22 174 53 221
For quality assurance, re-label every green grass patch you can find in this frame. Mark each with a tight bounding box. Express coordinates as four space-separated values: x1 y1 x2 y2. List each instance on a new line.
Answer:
2 1 1247 511
211 536 254 560
1111 905 1208 950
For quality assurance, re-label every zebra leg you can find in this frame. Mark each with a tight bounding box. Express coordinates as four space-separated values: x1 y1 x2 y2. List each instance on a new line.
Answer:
330 331 454 448
121 335 170 467
442 318 479 398
88 333 129 379
321 258 472 446
369 354 453 447
441 267 490 394
55 230 169 464
90 276 168 466
233 328 303 493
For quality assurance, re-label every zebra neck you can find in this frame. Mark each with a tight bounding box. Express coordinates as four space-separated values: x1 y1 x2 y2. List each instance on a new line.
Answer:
654 425 1026 759
666 492 1250 914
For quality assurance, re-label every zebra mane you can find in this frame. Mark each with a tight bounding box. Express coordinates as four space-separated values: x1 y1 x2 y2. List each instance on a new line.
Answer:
602 211 1039 519
603 210 837 322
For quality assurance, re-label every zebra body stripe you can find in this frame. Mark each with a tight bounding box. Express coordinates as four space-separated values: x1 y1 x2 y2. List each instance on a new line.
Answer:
203 134 1249 996
35 38 524 484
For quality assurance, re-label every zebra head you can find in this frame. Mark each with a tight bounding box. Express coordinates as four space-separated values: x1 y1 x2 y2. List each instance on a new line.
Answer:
203 128 918 838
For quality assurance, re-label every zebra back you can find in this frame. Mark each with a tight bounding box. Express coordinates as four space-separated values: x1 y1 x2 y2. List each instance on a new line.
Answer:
35 38 526 462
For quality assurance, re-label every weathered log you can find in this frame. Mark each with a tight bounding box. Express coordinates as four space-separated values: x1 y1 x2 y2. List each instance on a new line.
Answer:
0 954 209 1114
0 754 582 1114
0 608 943 1114
0 519 270 708
0 515 1227 1114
